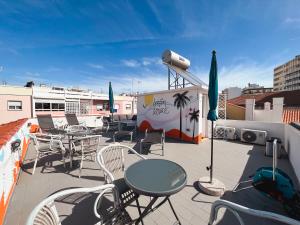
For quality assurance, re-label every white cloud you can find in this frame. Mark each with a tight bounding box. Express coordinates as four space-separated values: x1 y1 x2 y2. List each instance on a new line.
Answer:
121 59 140 68
0 66 3 72
141 57 161 66
284 17 300 24
193 62 274 90
87 63 103 69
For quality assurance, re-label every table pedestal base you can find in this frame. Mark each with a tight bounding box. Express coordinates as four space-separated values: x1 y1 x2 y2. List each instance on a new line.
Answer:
198 176 225 196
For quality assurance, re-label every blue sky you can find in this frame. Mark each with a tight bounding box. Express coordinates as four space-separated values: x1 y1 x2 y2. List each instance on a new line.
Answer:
0 0 300 93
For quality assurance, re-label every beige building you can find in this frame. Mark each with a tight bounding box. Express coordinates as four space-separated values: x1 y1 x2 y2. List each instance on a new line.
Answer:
274 55 300 91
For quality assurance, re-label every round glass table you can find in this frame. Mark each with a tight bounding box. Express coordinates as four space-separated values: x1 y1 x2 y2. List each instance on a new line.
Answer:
125 159 187 224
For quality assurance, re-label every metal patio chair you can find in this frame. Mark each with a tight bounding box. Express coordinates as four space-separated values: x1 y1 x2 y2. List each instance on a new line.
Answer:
102 116 119 133
65 113 86 126
97 144 147 224
71 135 102 178
25 184 133 225
29 133 66 175
140 128 165 156
36 114 66 135
113 124 135 143
209 199 300 225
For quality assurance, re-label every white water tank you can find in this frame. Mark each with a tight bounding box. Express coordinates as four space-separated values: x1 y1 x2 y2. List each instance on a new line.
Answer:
162 50 190 70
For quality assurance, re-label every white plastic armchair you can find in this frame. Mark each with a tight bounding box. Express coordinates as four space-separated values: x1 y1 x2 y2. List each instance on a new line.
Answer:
97 143 147 183
209 199 300 225
29 133 66 175
25 184 132 225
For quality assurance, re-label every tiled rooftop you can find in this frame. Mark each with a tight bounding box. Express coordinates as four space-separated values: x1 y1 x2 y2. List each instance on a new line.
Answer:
5 136 298 225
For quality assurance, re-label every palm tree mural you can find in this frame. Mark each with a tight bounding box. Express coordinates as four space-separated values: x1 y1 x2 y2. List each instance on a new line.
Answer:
173 91 190 139
189 109 200 141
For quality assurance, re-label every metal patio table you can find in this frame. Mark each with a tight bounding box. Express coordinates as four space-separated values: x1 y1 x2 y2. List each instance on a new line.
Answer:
66 130 90 168
125 159 187 225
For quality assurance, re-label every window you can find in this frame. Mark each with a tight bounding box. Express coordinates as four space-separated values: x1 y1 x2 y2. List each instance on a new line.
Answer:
8 101 22 110
35 102 65 111
125 104 131 110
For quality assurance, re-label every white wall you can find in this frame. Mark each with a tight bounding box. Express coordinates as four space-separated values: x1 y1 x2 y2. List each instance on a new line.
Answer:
137 86 207 143
284 125 300 182
216 119 285 144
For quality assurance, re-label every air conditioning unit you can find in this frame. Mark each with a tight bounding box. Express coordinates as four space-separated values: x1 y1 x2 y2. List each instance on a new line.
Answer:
224 127 236 140
214 126 225 139
241 128 267 145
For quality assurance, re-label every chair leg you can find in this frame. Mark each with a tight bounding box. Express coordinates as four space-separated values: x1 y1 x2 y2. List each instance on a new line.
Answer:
162 142 164 156
139 141 143 154
79 156 83 178
32 154 39 175
113 134 116 143
135 199 144 225
130 133 133 143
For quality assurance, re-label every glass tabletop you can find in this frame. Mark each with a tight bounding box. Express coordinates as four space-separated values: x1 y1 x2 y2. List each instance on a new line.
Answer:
125 159 187 197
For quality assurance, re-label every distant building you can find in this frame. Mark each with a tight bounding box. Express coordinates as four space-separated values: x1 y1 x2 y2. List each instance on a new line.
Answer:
222 87 242 100
226 89 300 123
274 55 300 91
242 83 273 95
0 84 137 124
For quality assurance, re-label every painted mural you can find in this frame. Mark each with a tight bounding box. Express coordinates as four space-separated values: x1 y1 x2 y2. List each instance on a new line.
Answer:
0 119 30 225
137 88 204 143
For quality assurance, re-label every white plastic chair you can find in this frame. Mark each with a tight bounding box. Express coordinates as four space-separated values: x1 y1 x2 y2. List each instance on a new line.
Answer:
25 184 133 225
29 134 66 175
97 143 147 224
209 199 300 225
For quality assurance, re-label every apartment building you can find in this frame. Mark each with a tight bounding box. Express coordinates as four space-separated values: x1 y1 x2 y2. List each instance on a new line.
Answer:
0 84 137 124
274 55 300 91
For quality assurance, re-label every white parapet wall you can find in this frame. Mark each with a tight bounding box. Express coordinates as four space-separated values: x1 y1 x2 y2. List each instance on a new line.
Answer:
216 119 286 144
284 125 300 184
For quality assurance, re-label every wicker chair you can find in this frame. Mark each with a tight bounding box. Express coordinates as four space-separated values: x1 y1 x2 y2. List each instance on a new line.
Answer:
140 129 165 156
71 135 102 178
25 184 133 225
29 134 66 175
97 144 147 224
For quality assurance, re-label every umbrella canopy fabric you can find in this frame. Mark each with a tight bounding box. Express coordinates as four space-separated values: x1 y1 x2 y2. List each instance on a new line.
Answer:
207 50 218 121
109 82 114 113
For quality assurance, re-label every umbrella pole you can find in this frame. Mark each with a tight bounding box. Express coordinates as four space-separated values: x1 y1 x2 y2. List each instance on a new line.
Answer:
210 121 214 183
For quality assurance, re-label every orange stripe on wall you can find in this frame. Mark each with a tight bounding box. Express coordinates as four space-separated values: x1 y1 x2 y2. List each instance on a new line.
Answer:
139 120 204 144
0 122 31 225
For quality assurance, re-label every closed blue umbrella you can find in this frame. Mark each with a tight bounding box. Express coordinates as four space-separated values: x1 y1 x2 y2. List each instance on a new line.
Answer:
109 82 114 119
207 50 218 183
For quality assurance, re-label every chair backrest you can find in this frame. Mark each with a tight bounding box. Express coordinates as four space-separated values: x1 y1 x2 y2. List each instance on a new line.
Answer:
131 115 137 121
113 114 120 121
209 199 300 225
25 184 115 225
37 114 55 130
74 135 101 154
30 134 64 154
97 144 146 183
119 114 127 121
65 113 79 126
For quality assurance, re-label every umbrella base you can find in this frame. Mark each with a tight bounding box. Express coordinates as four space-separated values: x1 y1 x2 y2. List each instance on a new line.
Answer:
198 176 225 196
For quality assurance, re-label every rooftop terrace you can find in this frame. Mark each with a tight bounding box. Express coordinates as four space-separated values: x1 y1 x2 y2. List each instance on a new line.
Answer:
5 135 298 225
